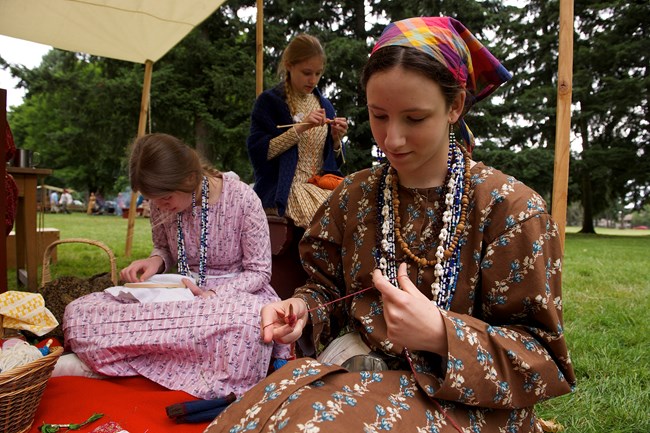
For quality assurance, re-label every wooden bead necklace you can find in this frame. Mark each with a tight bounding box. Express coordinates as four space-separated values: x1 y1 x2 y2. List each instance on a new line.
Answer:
391 143 471 269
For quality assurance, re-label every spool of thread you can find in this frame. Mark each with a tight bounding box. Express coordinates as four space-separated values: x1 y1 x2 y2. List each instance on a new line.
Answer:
0 341 43 372
1 337 25 350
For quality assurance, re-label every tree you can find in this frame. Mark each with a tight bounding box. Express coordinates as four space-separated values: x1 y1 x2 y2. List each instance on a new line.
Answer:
6 50 141 196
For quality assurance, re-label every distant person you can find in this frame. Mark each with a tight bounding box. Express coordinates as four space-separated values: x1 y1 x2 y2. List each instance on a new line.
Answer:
49 190 60 213
136 193 145 208
115 192 124 217
87 192 96 215
59 189 73 214
247 33 348 231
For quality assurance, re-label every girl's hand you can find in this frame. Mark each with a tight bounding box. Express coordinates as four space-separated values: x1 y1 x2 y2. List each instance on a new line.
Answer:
330 117 349 142
182 278 215 298
120 256 164 283
295 108 328 134
372 262 448 355
260 298 309 344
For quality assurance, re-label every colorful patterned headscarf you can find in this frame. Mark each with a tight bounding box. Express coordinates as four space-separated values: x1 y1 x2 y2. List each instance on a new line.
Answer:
372 16 512 151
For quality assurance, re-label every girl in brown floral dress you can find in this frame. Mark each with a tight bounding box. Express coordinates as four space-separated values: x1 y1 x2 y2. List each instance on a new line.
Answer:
206 17 576 433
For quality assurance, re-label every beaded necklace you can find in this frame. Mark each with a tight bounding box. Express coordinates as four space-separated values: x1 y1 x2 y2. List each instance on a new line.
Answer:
376 140 471 310
177 176 209 287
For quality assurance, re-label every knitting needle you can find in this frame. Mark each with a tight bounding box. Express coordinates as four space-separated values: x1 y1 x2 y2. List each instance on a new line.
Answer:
276 122 311 128
276 119 335 129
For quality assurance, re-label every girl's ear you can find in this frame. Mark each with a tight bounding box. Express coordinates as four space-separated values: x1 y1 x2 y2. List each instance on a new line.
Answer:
186 172 199 190
448 91 466 124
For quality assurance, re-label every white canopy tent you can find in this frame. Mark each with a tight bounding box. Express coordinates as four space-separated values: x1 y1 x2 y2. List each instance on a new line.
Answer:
0 0 228 64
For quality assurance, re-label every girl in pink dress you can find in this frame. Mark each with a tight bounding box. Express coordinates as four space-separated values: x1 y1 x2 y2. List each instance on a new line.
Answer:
64 133 289 399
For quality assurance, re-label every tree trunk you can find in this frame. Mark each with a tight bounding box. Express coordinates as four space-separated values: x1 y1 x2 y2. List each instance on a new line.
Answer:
351 0 365 37
579 171 595 233
577 104 595 234
195 116 210 159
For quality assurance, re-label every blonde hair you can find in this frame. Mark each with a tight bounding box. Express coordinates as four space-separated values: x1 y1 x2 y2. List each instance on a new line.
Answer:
128 133 219 198
278 34 326 117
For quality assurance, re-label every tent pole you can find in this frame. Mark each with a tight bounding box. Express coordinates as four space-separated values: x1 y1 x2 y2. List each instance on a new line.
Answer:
551 0 574 252
125 59 154 257
256 0 263 96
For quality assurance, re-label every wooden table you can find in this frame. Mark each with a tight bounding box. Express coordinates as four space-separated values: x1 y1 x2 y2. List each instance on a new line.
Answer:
7 167 52 291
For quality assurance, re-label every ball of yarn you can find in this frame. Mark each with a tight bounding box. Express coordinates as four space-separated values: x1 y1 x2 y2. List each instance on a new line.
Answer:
0 341 43 372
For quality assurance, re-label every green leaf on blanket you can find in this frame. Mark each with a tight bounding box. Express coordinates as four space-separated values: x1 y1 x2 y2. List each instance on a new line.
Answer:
40 413 104 432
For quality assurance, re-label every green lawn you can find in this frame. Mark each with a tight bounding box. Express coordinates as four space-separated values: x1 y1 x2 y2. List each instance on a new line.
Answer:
537 230 650 432
6 215 650 431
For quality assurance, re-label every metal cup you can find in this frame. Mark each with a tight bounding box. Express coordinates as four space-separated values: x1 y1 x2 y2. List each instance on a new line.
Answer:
11 148 40 167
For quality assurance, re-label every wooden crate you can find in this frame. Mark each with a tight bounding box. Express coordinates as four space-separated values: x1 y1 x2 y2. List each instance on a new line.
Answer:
6 228 60 268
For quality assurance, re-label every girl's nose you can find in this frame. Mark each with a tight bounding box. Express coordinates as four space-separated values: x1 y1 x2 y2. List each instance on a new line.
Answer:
383 121 406 151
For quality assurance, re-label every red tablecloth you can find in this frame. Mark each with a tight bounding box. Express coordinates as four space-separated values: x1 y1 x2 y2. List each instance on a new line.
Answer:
30 376 208 433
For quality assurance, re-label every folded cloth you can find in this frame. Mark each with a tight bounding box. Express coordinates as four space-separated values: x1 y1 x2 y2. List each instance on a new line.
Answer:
104 274 195 303
166 392 236 423
0 291 58 336
172 405 232 423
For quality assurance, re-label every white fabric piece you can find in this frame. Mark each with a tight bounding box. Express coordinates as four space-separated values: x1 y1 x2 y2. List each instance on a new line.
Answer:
316 331 371 366
104 274 195 303
52 353 105 379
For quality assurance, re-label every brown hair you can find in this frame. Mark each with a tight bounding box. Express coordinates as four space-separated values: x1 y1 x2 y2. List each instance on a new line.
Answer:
361 46 464 111
128 133 217 198
278 34 326 116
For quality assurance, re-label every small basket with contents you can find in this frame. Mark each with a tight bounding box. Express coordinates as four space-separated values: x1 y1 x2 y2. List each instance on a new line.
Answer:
0 316 63 433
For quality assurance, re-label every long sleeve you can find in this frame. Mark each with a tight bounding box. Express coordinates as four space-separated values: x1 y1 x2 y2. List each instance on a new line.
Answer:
428 213 575 409
247 88 294 175
205 183 273 294
268 128 300 160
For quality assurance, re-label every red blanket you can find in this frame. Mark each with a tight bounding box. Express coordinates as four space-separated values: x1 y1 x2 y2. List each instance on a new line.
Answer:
30 376 208 432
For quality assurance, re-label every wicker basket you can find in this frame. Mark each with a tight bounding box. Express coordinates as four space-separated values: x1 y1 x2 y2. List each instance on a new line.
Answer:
41 238 118 287
0 345 63 433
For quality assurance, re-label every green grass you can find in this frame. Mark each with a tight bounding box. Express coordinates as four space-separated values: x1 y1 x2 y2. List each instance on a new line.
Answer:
536 231 650 432
6 217 650 431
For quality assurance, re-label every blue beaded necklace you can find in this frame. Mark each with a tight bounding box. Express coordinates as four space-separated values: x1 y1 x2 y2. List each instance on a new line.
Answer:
177 176 209 287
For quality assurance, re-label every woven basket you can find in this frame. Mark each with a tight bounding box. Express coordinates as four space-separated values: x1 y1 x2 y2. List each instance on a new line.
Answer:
41 238 118 287
0 345 63 433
